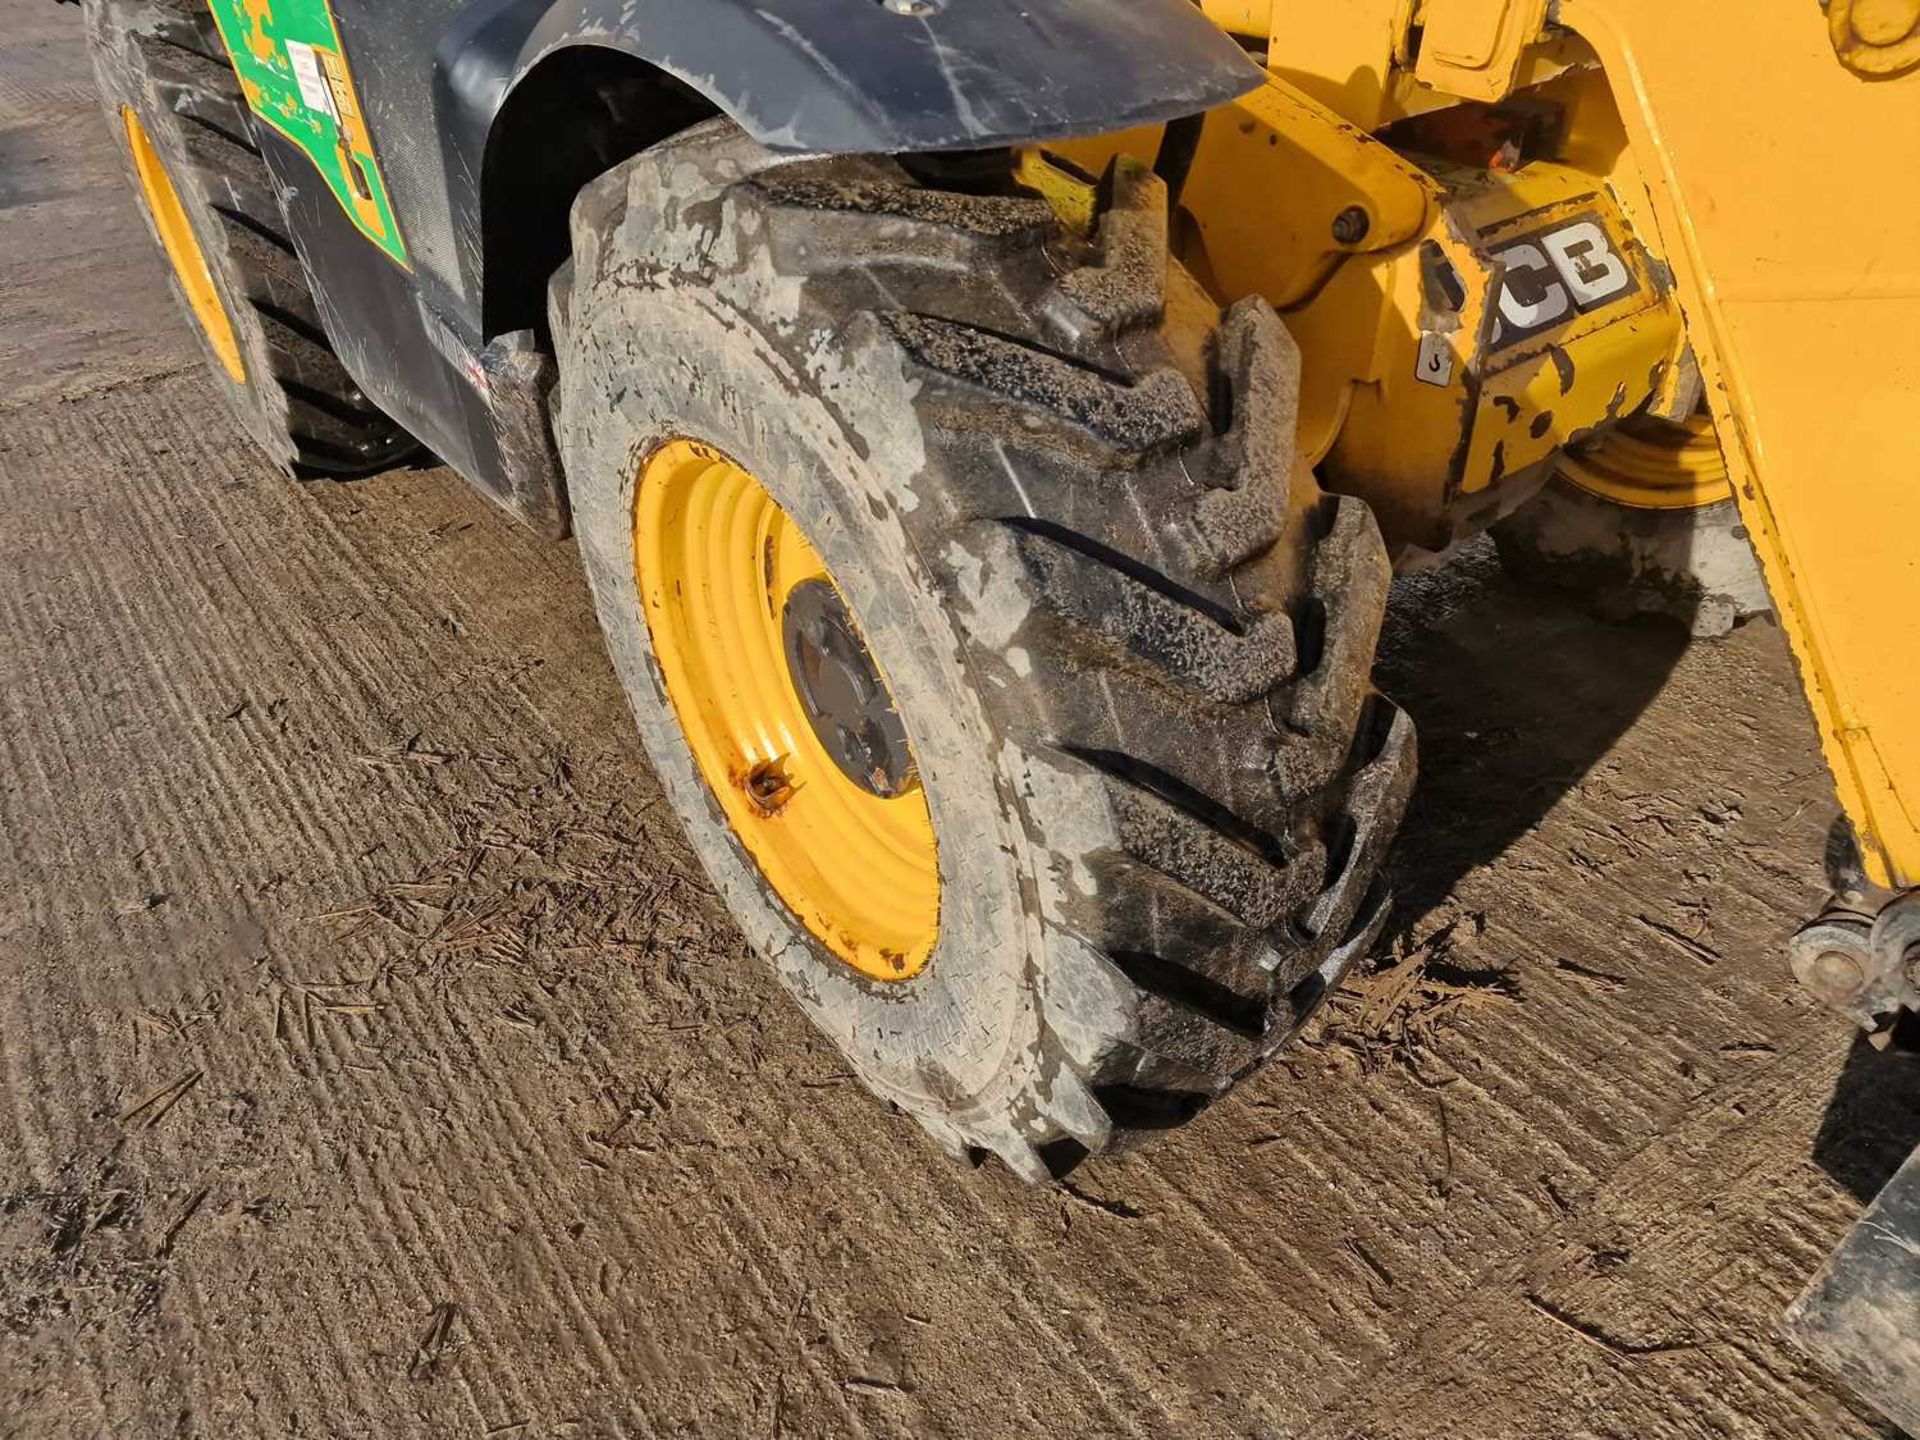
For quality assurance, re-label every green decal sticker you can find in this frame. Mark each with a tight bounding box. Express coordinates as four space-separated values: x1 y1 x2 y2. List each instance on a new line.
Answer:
206 0 408 267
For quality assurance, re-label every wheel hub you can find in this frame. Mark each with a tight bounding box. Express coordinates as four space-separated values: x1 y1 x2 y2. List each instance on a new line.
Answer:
632 439 939 982
781 579 917 799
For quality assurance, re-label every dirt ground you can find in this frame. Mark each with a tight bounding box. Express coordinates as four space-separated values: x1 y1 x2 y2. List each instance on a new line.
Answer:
4 6 1918 1438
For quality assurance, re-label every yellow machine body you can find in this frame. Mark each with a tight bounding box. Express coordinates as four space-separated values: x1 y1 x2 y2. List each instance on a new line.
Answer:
1042 0 1920 889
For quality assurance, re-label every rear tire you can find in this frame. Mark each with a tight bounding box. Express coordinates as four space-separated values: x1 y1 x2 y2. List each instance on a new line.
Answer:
83 0 414 475
551 123 1415 1179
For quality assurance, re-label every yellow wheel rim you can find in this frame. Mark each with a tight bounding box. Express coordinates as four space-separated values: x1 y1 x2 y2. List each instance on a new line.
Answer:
122 107 246 386
1556 409 1732 511
635 440 939 981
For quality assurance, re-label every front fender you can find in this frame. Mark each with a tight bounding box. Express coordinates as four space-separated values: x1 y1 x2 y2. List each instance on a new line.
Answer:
441 0 1260 159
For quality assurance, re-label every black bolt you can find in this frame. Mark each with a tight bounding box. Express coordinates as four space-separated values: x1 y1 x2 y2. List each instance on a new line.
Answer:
1331 206 1371 245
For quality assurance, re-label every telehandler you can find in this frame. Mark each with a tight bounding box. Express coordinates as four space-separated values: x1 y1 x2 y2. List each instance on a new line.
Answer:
79 0 1920 1419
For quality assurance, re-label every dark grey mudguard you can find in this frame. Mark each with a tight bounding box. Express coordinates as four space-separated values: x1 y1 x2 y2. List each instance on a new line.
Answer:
444 0 1261 157
269 0 1259 519
393 0 1260 311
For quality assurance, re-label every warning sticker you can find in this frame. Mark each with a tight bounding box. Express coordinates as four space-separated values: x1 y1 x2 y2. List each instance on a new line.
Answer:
205 0 407 268
284 40 337 121
1415 331 1455 388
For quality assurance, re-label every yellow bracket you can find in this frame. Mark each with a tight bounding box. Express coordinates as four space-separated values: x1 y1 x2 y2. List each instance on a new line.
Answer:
1414 0 1552 101
1036 76 1684 553
1299 160 1683 548
1178 75 1438 310
1041 72 1438 312
1012 149 1099 235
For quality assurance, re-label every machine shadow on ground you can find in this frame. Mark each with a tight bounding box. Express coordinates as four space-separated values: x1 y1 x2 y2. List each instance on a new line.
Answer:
1376 540 1691 931
1813 1036 1920 1204
1381 544 1917 1258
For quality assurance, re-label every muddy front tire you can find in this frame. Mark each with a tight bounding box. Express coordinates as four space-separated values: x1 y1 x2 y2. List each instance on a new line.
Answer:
84 0 413 475
550 124 1415 1179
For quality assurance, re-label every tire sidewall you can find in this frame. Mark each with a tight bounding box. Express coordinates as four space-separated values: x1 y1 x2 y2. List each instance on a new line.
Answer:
559 278 1053 1129
85 0 299 469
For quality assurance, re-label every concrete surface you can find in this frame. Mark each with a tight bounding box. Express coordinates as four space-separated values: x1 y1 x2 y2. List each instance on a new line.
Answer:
4 4 1917 1436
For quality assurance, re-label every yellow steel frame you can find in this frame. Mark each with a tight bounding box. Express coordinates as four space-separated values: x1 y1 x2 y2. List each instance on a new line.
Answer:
1555 0 1920 887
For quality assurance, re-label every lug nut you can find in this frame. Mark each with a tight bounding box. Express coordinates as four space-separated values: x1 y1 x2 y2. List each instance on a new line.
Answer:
1332 206 1371 245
